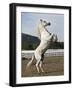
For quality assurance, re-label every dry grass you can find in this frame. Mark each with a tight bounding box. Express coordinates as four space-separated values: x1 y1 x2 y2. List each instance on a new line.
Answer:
21 56 64 77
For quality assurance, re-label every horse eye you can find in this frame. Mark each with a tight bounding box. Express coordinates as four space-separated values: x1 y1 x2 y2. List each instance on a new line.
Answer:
44 21 46 23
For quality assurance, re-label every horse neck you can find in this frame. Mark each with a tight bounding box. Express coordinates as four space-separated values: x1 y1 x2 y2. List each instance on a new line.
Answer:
38 24 45 34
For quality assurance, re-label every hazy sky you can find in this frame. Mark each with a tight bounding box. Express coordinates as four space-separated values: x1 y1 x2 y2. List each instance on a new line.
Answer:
21 12 64 42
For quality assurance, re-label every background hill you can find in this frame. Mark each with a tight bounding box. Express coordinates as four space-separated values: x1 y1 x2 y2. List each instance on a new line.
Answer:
22 33 40 50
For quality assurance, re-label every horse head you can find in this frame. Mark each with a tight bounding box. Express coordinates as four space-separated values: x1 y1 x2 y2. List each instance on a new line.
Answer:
40 19 51 28
37 19 51 39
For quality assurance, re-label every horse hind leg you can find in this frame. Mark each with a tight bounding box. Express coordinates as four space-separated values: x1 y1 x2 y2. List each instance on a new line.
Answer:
39 54 44 72
36 59 40 73
35 51 43 73
26 55 34 70
39 61 44 73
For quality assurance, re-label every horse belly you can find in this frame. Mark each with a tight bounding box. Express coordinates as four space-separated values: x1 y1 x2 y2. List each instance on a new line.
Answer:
35 42 48 55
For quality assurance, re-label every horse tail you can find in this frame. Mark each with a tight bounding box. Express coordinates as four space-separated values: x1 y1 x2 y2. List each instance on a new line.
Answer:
26 55 35 69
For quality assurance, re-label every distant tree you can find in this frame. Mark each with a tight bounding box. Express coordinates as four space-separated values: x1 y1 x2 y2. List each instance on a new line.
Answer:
28 44 34 50
48 42 64 49
32 43 39 50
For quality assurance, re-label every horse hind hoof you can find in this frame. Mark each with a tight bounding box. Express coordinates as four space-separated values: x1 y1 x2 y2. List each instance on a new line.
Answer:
41 69 45 73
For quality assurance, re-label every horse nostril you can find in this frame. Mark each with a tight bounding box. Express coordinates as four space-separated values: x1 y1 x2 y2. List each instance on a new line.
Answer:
48 22 51 26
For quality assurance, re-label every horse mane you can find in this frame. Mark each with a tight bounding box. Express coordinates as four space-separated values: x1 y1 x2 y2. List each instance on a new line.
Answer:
36 20 44 39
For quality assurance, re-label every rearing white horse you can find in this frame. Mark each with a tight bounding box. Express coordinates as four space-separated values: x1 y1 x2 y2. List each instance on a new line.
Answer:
26 19 58 73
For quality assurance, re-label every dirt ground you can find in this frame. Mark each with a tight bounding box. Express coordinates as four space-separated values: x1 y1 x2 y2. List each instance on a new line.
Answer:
21 56 64 77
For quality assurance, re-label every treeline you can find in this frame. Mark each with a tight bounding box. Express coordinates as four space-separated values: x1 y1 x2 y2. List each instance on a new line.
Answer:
22 42 39 50
22 33 64 50
48 42 64 49
22 42 64 50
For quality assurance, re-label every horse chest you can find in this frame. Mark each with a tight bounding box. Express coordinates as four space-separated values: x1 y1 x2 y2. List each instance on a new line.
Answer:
41 30 52 42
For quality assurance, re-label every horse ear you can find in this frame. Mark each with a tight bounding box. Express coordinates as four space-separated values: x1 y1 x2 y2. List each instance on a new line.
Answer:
40 19 42 22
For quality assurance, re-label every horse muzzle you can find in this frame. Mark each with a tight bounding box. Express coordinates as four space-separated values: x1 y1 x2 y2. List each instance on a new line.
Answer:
47 22 51 26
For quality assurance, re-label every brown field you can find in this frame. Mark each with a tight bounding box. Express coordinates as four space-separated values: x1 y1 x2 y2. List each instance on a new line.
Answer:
21 56 64 77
